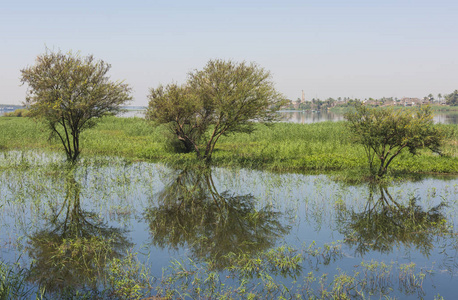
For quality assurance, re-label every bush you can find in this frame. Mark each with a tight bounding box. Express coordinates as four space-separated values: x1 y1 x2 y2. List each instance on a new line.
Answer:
3 109 30 117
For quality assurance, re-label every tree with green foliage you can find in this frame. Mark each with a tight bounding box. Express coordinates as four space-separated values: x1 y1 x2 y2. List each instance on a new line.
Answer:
345 105 442 177
21 50 132 162
147 59 286 162
146 83 211 154
445 90 458 106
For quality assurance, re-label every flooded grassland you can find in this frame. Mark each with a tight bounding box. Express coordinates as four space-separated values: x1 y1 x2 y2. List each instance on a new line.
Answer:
1 151 457 299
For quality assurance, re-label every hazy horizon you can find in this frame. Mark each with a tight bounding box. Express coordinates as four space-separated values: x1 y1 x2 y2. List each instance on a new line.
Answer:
1 0 457 106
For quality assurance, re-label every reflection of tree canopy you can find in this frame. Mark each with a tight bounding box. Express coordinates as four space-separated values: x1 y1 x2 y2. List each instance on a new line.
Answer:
144 168 290 269
27 173 132 294
336 185 448 256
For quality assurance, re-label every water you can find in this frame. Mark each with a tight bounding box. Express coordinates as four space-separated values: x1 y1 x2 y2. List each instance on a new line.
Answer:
117 108 458 124
2 107 458 124
282 110 458 124
1 151 457 298
117 109 458 124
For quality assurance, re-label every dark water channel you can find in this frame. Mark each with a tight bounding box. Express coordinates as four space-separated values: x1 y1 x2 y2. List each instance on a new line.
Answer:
1 151 457 298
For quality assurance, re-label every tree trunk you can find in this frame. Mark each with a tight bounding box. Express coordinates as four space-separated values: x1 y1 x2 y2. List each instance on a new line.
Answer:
377 159 387 177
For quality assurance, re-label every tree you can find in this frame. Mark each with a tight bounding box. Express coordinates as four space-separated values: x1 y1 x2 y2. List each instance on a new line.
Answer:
147 59 286 162
445 90 458 106
21 50 132 162
146 83 211 154
345 104 443 177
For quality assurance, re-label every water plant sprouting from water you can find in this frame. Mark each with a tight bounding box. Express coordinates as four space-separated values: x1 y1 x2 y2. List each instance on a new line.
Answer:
155 242 430 300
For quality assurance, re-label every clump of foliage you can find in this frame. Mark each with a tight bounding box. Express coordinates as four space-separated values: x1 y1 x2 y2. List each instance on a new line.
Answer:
146 59 286 163
146 83 207 154
2 109 30 117
445 90 458 106
345 104 443 177
20 49 132 162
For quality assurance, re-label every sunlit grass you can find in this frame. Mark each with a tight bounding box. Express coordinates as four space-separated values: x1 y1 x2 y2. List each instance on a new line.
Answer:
1 116 457 175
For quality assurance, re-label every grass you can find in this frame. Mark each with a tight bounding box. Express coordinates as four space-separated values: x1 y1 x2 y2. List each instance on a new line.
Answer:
0 259 44 300
154 242 431 299
0 243 432 300
1 116 457 177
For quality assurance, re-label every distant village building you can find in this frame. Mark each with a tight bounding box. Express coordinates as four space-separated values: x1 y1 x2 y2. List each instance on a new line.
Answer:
364 99 378 106
382 100 396 107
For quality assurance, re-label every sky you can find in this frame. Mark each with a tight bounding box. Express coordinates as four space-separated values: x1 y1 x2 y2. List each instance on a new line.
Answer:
1 0 457 106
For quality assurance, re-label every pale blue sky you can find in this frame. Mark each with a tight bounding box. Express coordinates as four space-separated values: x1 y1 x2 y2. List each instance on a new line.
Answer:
1 0 457 105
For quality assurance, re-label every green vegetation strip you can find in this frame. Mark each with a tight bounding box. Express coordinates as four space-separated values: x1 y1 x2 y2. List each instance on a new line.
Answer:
1 116 457 175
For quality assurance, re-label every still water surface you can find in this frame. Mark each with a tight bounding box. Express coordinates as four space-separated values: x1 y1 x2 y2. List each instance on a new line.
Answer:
3 108 458 124
281 110 458 124
1 151 457 298
119 109 458 124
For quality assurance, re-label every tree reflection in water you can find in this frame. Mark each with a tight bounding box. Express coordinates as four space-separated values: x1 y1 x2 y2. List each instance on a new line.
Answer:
145 168 291 270
336 184 449 256
26 172 132 294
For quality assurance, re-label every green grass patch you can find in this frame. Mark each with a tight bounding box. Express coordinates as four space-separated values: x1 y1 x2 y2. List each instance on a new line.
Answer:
1 116 457 176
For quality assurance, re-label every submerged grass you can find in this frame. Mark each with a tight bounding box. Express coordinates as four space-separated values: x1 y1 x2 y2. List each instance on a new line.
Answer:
0 244 431 300
154 242 432 300
0 259 44 300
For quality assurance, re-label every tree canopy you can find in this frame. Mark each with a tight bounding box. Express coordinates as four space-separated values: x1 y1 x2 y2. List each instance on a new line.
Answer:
146 59 286 162
445 90 458 106
21 50 132 162
345 104 443 177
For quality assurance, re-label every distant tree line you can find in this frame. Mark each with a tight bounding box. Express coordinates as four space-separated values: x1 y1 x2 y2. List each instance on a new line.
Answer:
285 90 458 110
